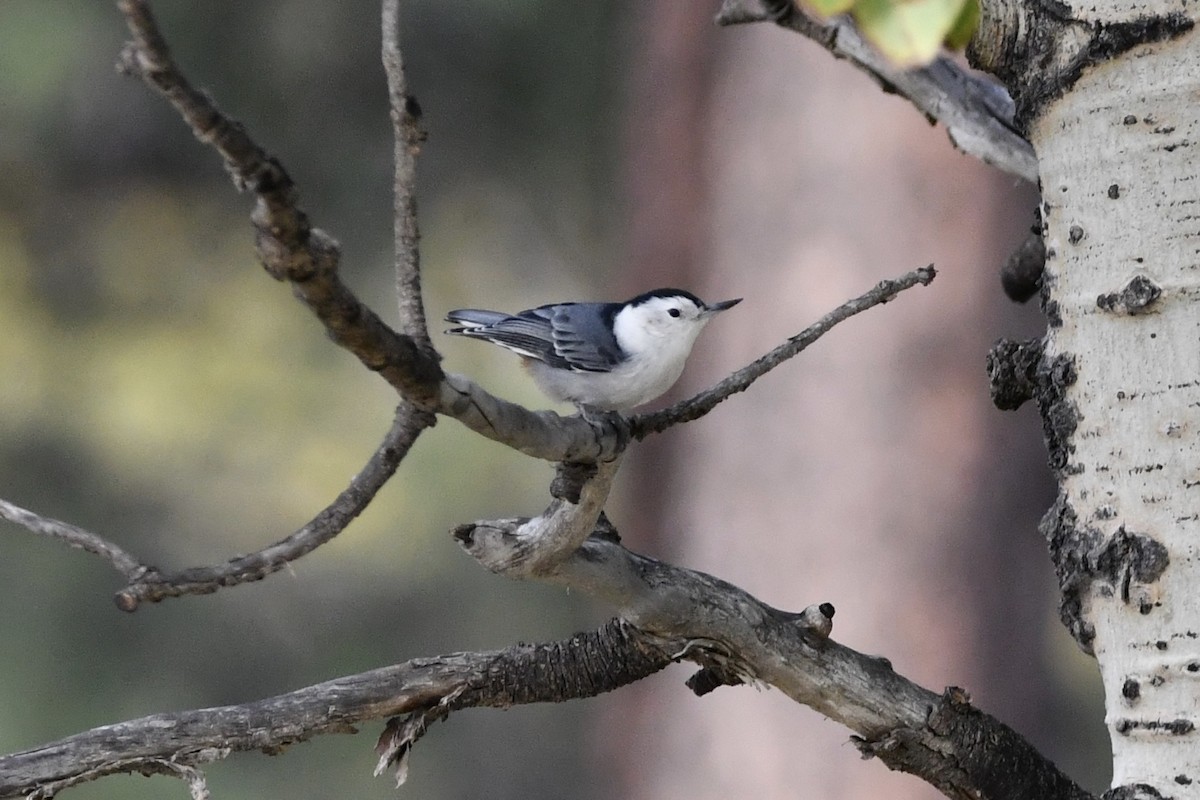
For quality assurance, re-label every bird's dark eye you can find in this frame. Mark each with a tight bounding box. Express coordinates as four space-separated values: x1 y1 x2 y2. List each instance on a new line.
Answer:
668 308 681 318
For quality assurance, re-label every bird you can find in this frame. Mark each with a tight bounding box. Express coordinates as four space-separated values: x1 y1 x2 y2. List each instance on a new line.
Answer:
445 288 741 412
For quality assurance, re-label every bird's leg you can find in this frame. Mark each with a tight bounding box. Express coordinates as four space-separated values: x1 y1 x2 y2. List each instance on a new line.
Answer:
577 405 631 456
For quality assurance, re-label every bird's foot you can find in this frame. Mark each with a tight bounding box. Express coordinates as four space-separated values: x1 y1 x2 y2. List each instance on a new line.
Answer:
578 406 631 455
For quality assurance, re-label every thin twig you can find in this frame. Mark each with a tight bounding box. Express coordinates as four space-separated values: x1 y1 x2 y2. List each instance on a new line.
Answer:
112 0 931 466
112 1 624 466
115 0 443 407
0 406 430 610
0 500 145 580
631 265 936 438
116 403 433 609
382 0 432 344
113 0 632 468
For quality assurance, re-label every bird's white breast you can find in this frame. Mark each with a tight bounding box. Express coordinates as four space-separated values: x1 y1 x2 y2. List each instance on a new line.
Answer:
526 353 689 410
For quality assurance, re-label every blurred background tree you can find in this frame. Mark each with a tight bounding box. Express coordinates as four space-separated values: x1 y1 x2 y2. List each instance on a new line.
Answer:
0 2 1105 798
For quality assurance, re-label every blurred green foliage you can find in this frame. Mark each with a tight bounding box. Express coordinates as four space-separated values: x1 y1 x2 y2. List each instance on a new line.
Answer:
802 0 979 66
0 1 630 797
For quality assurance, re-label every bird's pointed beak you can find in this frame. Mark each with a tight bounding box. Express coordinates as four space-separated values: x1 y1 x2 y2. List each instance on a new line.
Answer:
705 297 742 314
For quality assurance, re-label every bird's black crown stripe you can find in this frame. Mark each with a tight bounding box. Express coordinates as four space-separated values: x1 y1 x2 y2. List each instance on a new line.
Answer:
626 288 703 308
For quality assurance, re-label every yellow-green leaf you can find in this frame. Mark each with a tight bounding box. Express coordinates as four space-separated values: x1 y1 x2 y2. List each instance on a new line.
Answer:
852 0 972 66
802 0 857 19
943 0 980 50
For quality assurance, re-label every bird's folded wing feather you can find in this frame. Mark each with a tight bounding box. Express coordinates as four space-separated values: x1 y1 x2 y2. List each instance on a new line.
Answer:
548 306 622 372
444 309 510 329
446 307 567 367
446 304 623 373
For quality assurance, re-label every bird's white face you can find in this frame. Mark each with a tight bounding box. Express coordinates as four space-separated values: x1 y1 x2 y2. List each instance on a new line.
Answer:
613 295 710 356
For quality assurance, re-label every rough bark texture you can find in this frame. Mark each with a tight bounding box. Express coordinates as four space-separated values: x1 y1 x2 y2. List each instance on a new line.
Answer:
0 621 673 798
859 688 1092 800
974 0 1200 791
455 526 1094 800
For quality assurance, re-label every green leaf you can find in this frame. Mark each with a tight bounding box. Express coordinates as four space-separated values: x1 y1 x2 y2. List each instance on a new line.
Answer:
943 0 980 50
805 0 857 18
851 0 974 66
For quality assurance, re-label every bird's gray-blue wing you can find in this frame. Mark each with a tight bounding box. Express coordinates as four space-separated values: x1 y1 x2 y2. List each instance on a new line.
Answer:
546 304 623 372
445 304 624 372
444 309 511 329
445 307 565 366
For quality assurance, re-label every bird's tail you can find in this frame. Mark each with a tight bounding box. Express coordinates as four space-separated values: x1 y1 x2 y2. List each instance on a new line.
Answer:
444 308 510 334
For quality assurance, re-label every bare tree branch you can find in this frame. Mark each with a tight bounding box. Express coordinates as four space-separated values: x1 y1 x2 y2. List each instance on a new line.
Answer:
0 499 1093 800
0 500 144 581
0 621 673 798
0 5 1088 800
1 258 937 604
113 403 432 609
446 258 936 459
455 456 622 579
24 758 212 800
112 0 940 469
455 517 1095 800
445 264 936 456
112 0 612 462
716 0 1039 184
436 373 627 461
115 0 444 408
382 0 432 344
0 405 430 610
631 264 935 437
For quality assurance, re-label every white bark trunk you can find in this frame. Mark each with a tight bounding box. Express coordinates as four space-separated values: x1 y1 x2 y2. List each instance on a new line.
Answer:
1032 22 1200 792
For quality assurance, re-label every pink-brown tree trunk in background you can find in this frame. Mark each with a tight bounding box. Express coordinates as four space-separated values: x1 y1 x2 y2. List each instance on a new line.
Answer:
605 4 1064 798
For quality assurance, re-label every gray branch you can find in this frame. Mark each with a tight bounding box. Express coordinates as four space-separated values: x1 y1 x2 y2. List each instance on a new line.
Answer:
115 0 445 409
632 265 935 437
113 0 940 468
0 518 1095 800
0 621 674 798
716 0 1038 183
0 6 1090 799
0 501 144 581
0 405 429 610
454 510 1094 800
382 0 432 343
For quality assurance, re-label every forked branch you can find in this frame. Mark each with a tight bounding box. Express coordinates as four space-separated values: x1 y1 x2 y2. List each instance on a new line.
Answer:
0 523 1094 800
0 6 1080 800
452 515 1094 800
1 405 430 610
115 0 444 408
3 0 935 606
112 0 936 467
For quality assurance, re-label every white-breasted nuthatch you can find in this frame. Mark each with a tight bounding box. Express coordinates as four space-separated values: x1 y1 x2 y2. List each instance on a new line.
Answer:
445 289 741 412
